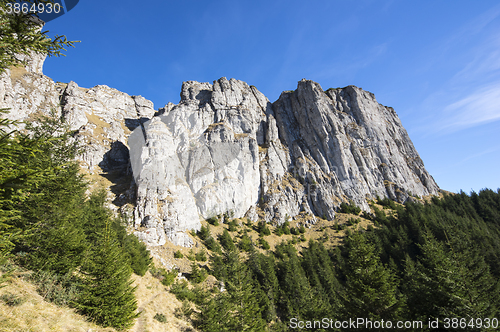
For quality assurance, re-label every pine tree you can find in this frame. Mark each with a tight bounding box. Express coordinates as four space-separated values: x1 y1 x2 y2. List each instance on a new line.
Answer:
404 232 500 323
341 232 402 322
0 0 78 74
75 222 138 329
201 250 266 331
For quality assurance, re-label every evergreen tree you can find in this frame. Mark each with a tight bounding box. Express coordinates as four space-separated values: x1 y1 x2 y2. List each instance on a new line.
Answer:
341 232 402 322
6 113 88 274
201 250 266 331
0 0 78 73
404 232 500 324
76 222 138 329
218 228 236 252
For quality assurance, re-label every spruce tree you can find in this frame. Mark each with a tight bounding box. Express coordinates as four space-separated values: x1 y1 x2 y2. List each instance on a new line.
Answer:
76 222 138 329
341 232 402 322
201 250 266 331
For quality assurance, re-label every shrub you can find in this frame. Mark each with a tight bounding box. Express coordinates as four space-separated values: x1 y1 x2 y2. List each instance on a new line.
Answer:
239 233 254 252
195 250 207 262
204 237 222 254
120 232 152 276
189 262 207 284
29 270 81 306
149 266 178 287
174 250 184 259
299 225 306 233
259 237 270 250
0 293 25 306
377 196 398 210
227 219 238 232
218 229 235 252
207 216 219 226
174 300 193 319
187 249 196 261
339 202 361 215
170 280 195 302
197 225 211 241
154 313 167 323
257 221 271 236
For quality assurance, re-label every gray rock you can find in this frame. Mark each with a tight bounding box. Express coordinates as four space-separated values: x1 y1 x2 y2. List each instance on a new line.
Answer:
1 50 439 248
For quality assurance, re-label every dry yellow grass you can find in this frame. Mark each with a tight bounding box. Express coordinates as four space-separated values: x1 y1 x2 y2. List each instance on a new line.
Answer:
130 271 196 332
0 272 115 332
0 265 197 332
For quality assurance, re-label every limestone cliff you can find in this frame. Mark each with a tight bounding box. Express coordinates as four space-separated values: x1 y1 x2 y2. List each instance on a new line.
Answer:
0 56 439 247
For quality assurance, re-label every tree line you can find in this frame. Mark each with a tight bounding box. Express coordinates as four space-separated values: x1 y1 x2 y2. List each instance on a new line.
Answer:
177 189 500 332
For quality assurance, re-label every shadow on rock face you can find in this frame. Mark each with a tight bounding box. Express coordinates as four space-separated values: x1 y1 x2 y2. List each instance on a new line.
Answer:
98 141 134 207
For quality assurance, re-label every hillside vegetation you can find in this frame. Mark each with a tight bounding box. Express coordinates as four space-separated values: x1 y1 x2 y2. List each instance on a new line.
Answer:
1 111 500 332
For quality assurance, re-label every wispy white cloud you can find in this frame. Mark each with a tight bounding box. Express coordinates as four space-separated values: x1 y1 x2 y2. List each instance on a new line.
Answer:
415 4 500 135
440 83 500 132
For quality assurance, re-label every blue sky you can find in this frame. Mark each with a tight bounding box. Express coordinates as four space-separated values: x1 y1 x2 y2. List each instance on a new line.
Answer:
43 0 500 193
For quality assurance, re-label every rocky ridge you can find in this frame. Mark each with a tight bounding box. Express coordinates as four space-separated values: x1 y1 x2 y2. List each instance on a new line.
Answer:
0 55 439 247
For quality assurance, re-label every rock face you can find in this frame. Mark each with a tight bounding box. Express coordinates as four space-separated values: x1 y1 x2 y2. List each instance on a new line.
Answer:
1 55 439 247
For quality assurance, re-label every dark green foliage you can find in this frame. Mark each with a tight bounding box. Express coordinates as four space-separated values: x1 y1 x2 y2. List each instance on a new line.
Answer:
189 262 208 284
257 221 271 236
174 250 184 259
340 232 402 321
376 196 398 210
0 292 25 306
0 103 149 328
187 249 196 261
274 220 291 236
238 232 254 252
299 225 306 233
259 237 270 250
346 217 360 226
290 227 300 235
227 219 238 232
218 229 235 252
197 225 211 241
204 237 222 254
188 189 500 332
0 1 78 73
29 270 81 306
153 313 167 323
207 216 219 226
149 265 178 286
75 225 138 330
9 115 88 274
197 250 266 332
112 216 152 276
195 250 207 262
339 201 361 215
170 281 208 305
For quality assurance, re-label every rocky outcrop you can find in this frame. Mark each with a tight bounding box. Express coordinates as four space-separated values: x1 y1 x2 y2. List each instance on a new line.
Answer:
1 53 439 248
129 78 439 246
